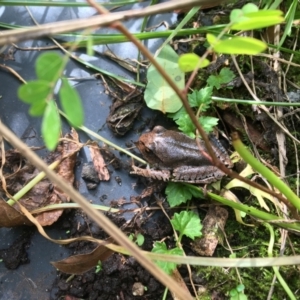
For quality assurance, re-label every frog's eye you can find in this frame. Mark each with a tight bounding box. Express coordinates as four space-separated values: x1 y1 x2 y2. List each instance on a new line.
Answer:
153 126 166 135
145 148 151 153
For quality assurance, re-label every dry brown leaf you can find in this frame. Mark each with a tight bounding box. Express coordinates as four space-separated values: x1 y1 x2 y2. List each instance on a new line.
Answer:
51 238 114 274
35 129 80 225
0 129 81 226
223 111 271 152
0 198 32 227
89 143 110 181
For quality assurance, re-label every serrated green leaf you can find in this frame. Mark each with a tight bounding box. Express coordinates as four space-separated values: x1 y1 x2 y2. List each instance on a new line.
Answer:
151 242 183 274
219 68 235 84
36 52 64 82
42 100 61 150
199 116 219 133
29 100 47 116
171 211 202 240
59 78 84 127
178 53 210 72
207 68 235 90
166 182 196 207
188 87 213 109
18 80 51 104
175 113 196 137
184 183 204 198
145 45 184 113
212 37 267 55
166 183 203 207
167 106 186 121
166 182 192 207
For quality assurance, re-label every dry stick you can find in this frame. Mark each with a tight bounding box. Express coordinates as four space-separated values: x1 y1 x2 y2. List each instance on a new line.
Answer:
0 122 193 300
0 0 222 46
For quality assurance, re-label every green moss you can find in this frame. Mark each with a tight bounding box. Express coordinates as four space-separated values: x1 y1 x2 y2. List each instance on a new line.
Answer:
192 211 300 299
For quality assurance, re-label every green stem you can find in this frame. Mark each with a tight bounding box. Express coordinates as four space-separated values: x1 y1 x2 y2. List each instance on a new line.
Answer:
31 202 120 214
58 110 147 165
264 223 296 300
207 191 300 233
6 160 60 206
212 97 300 107
232 133 300 211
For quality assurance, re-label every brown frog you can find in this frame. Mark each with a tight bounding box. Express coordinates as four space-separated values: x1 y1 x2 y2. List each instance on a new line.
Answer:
131 126 233 184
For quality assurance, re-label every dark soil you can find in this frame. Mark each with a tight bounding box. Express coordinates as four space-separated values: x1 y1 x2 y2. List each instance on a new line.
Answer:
48 209 178 300
0 229 33 269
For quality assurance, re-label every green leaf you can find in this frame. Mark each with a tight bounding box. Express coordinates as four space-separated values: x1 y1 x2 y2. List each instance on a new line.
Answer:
167 106 186 121
166 182 203 207
18 80 51 104
211 37 267 55
171 211 202 240
207 68 235 89
36 52 64 82
59 78 84 127
230 4 259 24
231 15 284 30
241 3 258 14
230 7 284 30
199 116 219 133
42 100 61 150
188 87 213 109
29 100 47 116
136 233 145 246
178 53 210 72
175 113 196 137
151 242 183 274
144 45 184 113
236 284 245 293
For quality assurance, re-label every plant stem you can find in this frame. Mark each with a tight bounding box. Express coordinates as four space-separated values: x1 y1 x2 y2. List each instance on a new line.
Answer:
232 132 300 212
264 223 296 300
6 160 60 206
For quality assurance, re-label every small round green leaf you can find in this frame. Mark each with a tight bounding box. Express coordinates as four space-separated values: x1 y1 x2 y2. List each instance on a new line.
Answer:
18 80 51 104
59 78 84 127
241 3 258 14
213 37 267 55
36 52 64 82
42 100 61 150
236 284 245 293
144 45 184 113
178 53 210 72
230 9 248 23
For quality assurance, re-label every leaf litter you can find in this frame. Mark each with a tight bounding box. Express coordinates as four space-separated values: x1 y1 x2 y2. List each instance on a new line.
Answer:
0 129 81 227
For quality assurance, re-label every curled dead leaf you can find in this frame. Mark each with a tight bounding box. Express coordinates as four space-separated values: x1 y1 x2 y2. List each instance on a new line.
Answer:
51 238 114 274
0 198 32 227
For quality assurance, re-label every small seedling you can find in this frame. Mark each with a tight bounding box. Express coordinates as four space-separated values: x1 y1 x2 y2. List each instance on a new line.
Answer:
128 233 145 246
95 260 102 274
229 284 248 300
